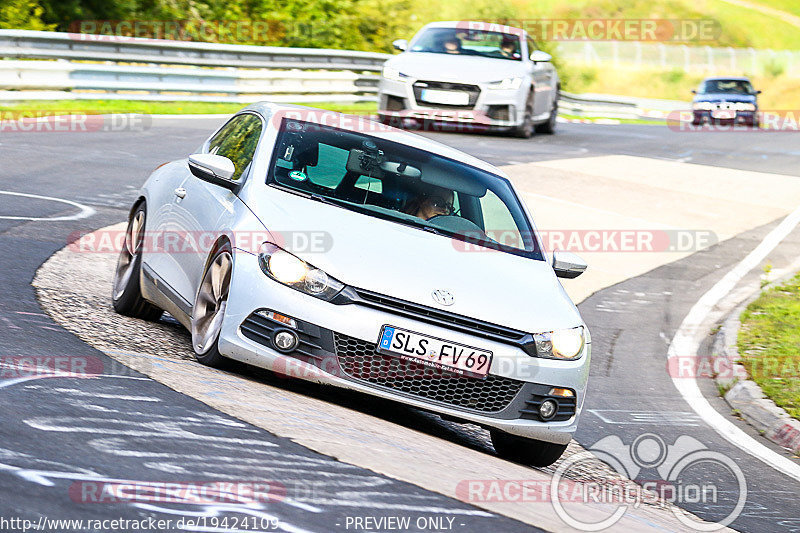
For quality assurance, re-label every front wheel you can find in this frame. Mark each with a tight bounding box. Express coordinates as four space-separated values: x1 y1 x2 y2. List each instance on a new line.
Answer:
511 95 534 138
112 202 162 321
191 244 233 368
535 90 559 134
491 429 568 467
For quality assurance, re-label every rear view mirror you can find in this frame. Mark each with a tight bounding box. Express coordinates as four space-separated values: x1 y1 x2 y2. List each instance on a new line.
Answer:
552 250 587 279
691 89 697 94
188 153 237 190
393 39 408 52
529 50 552 63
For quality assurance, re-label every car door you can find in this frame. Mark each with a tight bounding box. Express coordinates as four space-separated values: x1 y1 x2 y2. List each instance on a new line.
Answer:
527 36 554 117
160 112 264 307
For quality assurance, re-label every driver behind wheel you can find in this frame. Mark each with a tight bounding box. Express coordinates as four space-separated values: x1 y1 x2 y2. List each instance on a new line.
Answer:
405 188 455 220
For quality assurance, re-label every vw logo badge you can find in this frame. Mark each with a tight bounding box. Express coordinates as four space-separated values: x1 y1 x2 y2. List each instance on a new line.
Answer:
431 289 454 306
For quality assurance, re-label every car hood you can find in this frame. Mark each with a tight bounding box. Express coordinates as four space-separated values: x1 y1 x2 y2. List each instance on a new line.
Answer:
386 52 527 83
693 93 756 104
244 188 582 333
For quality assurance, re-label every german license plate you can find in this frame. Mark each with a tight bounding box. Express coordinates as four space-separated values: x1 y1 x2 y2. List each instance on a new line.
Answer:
420 89 469 106
711 109 735 119
377 325 492 378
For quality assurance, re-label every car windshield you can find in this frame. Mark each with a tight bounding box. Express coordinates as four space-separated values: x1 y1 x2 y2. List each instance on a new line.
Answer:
699 79 755 94
267 119 542 259
409 27 522 61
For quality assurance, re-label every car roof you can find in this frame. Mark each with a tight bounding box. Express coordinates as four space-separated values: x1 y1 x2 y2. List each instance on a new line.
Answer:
702 76 752 82
240 101 509 178
419 20 526 37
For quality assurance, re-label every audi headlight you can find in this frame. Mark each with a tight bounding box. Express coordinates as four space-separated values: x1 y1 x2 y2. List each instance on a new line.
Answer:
382 66 408 82
692 102 715 110
258 242 344 301
487 77 523 90
532 326 585 360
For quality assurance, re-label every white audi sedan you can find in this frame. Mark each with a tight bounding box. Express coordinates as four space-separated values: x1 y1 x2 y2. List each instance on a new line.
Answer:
378 21 560 137
112 103 590 467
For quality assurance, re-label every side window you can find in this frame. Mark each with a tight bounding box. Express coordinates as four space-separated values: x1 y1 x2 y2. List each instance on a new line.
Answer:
207 114 263 181
480 189 524 250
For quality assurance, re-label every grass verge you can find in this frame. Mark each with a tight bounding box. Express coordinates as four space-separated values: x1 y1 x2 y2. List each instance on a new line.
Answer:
738 272 800 420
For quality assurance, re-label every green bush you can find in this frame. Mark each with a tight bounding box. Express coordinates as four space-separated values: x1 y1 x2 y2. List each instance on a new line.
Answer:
0 0 54 30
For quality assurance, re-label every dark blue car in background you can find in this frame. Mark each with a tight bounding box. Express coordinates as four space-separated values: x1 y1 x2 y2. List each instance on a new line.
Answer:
691 76 761 127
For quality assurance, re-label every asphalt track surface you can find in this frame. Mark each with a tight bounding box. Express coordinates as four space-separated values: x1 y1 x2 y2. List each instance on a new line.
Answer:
1 118 799 532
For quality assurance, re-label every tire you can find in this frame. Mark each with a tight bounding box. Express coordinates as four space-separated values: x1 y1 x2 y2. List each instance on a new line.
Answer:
191 243 233 368
511 94 534 138
491 429 568 467
535 89 559 134
112 202 162 321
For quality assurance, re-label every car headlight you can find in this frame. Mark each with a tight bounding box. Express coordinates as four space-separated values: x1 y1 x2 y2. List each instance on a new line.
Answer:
487 77 523 90
258 242 344 301
692 102 715 110
532 326 585 360
382 66 408 82
733 103 756 111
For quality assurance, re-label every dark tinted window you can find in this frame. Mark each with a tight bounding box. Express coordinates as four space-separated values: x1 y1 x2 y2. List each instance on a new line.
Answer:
268 119 542 259
410 28 522 61
699 79 755 95
207 114 263 181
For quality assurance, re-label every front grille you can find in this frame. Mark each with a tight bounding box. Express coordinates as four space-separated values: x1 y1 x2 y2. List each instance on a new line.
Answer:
350 288 532 351
518 386 577 422
413 80 480 109
334 333 524 413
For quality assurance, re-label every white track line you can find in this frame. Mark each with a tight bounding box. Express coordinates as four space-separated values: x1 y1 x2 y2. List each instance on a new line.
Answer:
667 205 800 482
0 190 95 221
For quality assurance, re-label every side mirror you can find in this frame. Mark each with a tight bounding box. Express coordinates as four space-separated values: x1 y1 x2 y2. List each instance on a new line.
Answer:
691 89 697 94
529 50 552 63
552 250 587 279
188 153 237 190
393 39 408 52
755 90 762 94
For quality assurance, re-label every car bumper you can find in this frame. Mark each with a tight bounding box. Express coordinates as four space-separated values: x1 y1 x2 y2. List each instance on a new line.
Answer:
217 249 590 445
692 109 757 124
377 78 525 129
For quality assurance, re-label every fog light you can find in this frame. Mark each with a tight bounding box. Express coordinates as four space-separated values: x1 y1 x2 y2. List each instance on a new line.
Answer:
539 399 558 421
273 330 299 352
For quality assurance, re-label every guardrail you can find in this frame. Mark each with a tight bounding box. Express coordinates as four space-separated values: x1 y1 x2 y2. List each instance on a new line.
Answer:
0 29 688 115
0 29 387 103
559 91 686 119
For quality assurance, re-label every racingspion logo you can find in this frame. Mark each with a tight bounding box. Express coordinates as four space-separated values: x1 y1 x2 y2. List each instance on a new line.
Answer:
551 433 747 530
